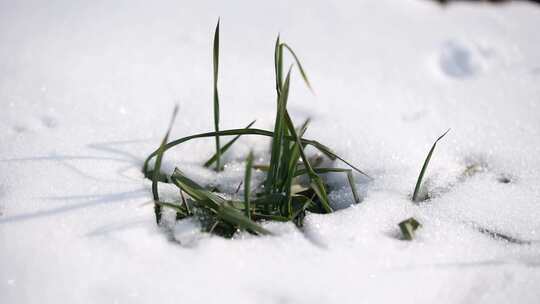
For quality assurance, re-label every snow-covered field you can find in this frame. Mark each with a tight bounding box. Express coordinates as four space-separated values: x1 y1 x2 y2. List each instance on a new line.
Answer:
1 0 540 303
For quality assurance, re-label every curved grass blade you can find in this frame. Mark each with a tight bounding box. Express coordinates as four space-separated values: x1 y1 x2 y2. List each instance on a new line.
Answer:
213 19 221 171
204 120 256 168
281 43 313 92
244 151 254 220
142 128 366 178
412 129 450 202
152 105 178 224
144 170 169 183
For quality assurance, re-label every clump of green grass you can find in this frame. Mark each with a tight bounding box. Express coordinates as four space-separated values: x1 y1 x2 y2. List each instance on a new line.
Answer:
143 21 367 238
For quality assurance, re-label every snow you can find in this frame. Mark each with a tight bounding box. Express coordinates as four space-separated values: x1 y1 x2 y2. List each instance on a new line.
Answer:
1 0 540 303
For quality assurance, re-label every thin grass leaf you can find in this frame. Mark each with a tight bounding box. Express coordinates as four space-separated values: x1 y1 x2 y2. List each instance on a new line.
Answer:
294 167 351 176
171 172 273 236
251 193 286 212
326 152 370 178
412 129 450 202
289 194 313 219
282 119 311 215
252 213 289 222
213 19 221 171
155 201 190 218
152 105 178 224
217 205 271 235
145 170 169 183
244 151 254 220
142 128 365 177
286 111 333 213
266 66 293 194
171 168 226 211
286 119 310 177
399 217 421 240
281 43 313 92
274 35 283 95
253 164 270 171
178 188 191 219
234 181 243 194
208 220 220 234
347 170 361 204
204 120 256 168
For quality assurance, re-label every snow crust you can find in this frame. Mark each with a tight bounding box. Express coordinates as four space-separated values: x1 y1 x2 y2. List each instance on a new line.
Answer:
1 0 540 303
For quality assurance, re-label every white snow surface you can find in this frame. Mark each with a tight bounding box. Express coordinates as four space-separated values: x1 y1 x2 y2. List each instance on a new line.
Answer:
1 0 540 303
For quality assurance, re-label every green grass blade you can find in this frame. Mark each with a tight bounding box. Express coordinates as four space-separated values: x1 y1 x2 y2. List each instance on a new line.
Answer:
244 151 254 220
286 112 333 213
252 213 289 222
203 120 256 168
171 168 227 211
281 43 313 92
155 201 190 217
144 170 169 183
163 181 271 236
266 66 292 194
253 164 269 171
179 188 191 215
142 128 367 178
274 35 283 95
412 129 450 202
289 194 313 219
294 167 350 176
217 205 272 235
286 118 310 173
213 19 221 171
283 118 311 203
347 170 361 204
152 105 178 224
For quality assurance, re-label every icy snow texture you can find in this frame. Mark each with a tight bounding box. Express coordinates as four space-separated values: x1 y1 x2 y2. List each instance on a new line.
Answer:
1 0 540 303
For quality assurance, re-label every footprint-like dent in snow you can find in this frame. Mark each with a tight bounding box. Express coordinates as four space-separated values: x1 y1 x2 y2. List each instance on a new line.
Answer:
496 173 513 184
40 115 58 128
439 41 478 78
12 124 28 133
9 115 58 134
